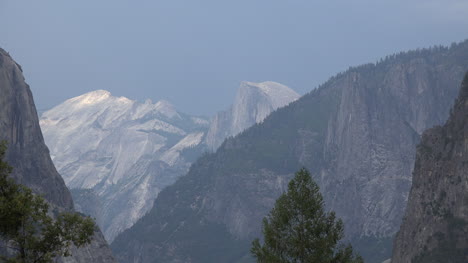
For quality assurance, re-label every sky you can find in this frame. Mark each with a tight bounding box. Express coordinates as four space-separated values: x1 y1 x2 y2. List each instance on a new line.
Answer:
1 0 468 116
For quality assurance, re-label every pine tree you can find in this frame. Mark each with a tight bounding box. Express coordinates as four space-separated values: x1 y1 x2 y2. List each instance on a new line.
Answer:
251 168 363 263
0 141 95 263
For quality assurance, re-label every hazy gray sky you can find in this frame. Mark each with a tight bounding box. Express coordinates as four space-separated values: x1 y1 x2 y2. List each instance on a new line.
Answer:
1 0 468 115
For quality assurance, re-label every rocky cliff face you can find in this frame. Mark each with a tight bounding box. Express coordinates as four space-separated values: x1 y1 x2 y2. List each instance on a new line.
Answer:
0 49 73 210
0 48 116 263
40 91 209 242
40 81 298 242
205 81 299 151
111 42 468 263
392 73 468 263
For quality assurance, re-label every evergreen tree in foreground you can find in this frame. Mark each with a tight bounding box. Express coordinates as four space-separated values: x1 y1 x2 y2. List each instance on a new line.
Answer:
0 141 95 263
251 168 363 263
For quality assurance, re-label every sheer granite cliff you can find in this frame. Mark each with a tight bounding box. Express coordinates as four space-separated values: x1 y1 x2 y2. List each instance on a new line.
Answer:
0 49 73 210
0 48 116 263
112 41 468 263
206 81 299 151
392 73 468 263
39 81 298 242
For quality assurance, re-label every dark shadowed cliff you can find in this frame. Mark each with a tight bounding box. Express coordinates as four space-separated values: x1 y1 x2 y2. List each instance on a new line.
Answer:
0 48 116 263
392 73 468 263
0 49 73 209
112 41 468 263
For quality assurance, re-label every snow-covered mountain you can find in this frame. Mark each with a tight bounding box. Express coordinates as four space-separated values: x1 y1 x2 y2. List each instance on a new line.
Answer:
205 81 299 150
40 90 209 242
40 82 298 242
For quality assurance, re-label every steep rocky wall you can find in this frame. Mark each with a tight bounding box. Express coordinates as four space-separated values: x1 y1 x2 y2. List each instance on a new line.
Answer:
112 42 468 263
40 90 209 242
0 49 116 263
205 81 299 151
0 49 73 209
392 73 468 263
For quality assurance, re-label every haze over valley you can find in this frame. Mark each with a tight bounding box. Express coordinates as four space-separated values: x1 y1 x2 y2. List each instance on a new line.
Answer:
1 1 468 263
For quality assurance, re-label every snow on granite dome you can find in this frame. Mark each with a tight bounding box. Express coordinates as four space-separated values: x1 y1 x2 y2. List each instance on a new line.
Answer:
40 90 207 188
40 83 298 241
71 90 112 105
40 90 209 242
154 100 180 119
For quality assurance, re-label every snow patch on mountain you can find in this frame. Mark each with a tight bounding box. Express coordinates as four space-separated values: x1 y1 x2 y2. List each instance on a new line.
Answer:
40 82 298 242
40 90 209 241
161 132 204 165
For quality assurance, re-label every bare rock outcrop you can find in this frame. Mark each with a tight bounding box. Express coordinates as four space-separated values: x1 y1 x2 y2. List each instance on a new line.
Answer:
0 48 116 263
392 73 468 263
112 42 468 263
205 81 299 151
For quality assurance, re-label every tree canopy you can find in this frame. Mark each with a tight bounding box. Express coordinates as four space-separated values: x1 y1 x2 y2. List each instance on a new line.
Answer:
0 141 95 263
251 168 363 263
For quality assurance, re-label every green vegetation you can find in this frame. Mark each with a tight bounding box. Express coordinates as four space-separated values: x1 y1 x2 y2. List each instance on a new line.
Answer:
251 168 363 263
0 142 95 263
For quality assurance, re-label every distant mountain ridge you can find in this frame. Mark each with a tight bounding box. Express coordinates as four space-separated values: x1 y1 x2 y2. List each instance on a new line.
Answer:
40 81 299 242
111 41 468 263
41 89 205 189
0 48 116 262
40 90 210 242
